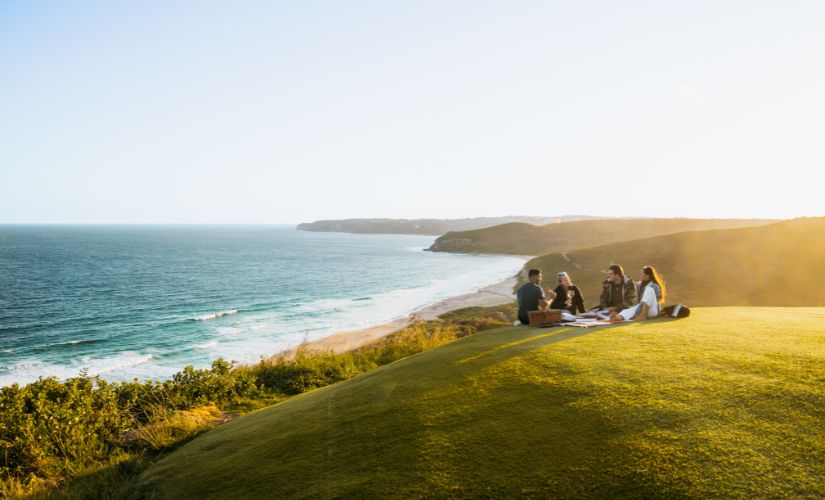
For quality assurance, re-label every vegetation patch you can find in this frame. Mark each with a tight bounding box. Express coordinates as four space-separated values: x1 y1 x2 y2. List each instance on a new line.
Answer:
0 306 513 498
139 308 825 498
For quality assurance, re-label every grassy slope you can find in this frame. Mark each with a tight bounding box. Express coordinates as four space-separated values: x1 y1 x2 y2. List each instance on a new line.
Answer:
523 217 825 307
428 218 775 255
140 308 825 498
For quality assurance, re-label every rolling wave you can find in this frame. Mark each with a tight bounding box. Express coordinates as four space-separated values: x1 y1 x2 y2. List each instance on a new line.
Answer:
192 310 238 321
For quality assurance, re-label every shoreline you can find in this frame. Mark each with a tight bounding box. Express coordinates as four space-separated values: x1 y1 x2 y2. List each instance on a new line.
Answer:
280 275 520 357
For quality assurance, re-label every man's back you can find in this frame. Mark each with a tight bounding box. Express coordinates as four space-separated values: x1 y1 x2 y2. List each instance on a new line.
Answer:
517 282 545 324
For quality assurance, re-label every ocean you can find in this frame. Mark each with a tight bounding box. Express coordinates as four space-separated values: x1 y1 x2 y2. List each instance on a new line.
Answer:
0 225 524 386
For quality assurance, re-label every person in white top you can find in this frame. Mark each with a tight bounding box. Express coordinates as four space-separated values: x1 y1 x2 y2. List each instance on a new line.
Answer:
609 266 666 322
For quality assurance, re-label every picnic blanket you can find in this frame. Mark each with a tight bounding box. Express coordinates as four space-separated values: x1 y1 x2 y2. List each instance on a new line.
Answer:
565 320 615 328
560 309 621 328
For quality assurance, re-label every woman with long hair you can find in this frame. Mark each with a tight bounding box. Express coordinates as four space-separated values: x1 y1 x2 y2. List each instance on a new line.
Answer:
609 266 665 322
549 271 586 315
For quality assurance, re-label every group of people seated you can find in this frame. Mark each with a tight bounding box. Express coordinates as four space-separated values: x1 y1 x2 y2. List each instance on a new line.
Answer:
516 264 667 326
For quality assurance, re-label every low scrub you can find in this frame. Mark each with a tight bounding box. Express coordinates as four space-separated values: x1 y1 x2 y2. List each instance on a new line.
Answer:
0 359 260 496
0 305 514 497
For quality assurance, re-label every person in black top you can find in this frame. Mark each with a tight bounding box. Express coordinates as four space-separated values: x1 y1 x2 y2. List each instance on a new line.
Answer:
549 271 586 315
516 268 556 325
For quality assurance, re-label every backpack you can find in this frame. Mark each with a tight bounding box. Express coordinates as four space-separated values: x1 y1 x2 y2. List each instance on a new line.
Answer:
661 304 690 318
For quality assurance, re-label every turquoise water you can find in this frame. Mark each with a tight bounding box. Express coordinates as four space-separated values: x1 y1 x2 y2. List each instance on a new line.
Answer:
0 225 524 386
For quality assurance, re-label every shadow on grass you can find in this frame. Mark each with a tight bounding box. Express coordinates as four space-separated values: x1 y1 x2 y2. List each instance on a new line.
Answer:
454 317 680 370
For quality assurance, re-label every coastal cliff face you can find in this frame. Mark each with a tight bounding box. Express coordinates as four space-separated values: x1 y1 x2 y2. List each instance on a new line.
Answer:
427 218 777 256
295 216 599 236
426 237 479 252
426 222 551 254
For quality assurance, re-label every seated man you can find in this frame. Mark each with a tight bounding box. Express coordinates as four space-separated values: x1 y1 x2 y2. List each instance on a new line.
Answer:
596 264 636 313
516 268 555 325
609 265 666 322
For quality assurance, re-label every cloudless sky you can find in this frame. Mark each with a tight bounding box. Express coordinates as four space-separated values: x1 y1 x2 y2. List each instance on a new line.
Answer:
2 1 824 223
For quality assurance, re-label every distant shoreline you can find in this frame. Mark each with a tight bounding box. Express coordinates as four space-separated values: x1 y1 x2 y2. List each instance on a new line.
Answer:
279 273 523 357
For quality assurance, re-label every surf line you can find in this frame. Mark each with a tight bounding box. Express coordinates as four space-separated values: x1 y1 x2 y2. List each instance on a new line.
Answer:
192 309 239 321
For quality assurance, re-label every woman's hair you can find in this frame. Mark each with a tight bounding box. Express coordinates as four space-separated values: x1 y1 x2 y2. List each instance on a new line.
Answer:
642 266 666 303
557 271 572 284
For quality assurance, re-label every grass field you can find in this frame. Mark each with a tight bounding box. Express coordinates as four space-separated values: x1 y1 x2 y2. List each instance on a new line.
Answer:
522 217 825 307
138 308 825 498
427 218 774 255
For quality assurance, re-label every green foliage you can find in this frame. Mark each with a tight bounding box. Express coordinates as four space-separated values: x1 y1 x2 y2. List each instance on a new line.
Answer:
0 375 132 479
0 358 260 495
1 305 515 497
437 303 517 329
141 308 825 499
245 319 480 395
126 403 226 452
166 359 260 408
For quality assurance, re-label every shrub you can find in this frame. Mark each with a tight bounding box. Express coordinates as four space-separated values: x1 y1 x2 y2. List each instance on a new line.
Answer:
124 403 226 451
1 303 515 496
0 358 259 491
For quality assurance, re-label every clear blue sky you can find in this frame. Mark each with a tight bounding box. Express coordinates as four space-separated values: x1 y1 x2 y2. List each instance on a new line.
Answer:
2 1 823 223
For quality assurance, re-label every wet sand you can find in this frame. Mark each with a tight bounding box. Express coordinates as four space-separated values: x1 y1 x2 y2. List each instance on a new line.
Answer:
281 276 518 356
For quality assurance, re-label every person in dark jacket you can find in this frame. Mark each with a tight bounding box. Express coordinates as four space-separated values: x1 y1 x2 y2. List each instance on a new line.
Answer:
597 264 636 312
609 266 667 322
549 271 586 315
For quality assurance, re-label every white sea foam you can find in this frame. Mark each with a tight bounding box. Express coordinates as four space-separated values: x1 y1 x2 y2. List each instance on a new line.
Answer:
3 234 527 385
293 256 525 340
207 253 527 356
194 340 219 350
0 351 154 386
192 309 238 321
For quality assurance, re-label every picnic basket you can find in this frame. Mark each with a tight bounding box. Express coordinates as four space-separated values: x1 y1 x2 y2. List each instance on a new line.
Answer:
528 309 562 327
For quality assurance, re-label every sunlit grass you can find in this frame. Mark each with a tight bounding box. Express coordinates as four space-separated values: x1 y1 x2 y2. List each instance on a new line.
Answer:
139 307 825 498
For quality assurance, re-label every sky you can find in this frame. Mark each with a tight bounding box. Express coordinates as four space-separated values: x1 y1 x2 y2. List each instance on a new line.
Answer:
1 1 824 223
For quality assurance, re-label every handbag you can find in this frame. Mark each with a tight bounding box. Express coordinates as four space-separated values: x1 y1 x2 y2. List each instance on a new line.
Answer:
661 304 690 318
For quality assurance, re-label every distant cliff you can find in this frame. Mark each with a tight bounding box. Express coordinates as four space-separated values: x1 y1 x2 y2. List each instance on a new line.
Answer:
427 218 777 255
296 216 604 236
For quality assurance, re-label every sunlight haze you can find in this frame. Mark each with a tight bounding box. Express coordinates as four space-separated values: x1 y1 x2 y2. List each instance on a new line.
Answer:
1 1 823 223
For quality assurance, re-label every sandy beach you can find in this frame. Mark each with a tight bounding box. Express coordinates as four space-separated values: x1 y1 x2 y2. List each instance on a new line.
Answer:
284 275 519 356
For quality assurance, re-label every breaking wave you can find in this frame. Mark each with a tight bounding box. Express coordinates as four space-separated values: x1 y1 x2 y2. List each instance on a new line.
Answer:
192 310 238 321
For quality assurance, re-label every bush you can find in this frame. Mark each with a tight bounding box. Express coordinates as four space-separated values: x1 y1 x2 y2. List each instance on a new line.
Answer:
0 375 131 479
166 359 260 408
1 303 516 496
247 319 472 395
0 358 259 492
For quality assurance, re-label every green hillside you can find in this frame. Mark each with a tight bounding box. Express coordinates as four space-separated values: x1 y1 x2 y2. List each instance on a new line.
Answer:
427 218 775 255
521 217 825 307
139 308 825 498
